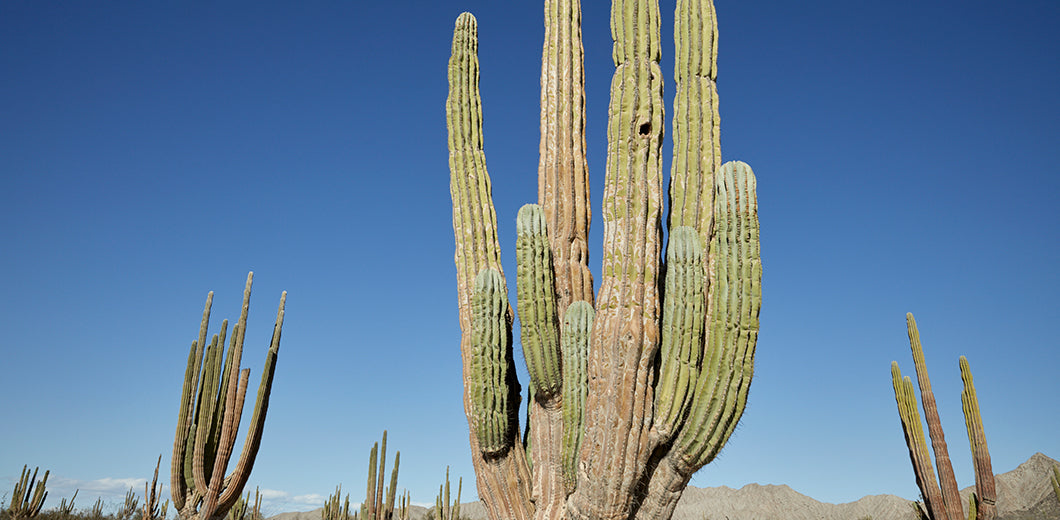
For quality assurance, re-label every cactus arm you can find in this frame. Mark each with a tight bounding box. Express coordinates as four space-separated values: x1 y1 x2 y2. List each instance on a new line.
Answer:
446 13 535 520
561 302 593 494
668 0 720 241
385 451 400 519
892 363 948 520
515 203 569 520
538 0 594 312
516 204 563 400
651 226 705 442
173 293 212 510
907 313 964 520
960 356 996 520
571 0 665 516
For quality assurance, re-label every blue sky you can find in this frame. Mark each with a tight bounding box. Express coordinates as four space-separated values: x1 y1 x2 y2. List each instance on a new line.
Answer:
2 0 1057 514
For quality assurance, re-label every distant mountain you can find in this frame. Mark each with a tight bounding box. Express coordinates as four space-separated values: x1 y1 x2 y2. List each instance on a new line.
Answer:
267 453 1059 520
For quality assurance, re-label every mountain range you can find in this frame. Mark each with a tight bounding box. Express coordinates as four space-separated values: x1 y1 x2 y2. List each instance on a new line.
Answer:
268 452 1059 520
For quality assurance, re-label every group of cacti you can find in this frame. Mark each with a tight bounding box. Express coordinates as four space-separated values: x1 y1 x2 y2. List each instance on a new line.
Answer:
5 466 49 520
890 313 997 520
446 0 760 518
320 431 412 520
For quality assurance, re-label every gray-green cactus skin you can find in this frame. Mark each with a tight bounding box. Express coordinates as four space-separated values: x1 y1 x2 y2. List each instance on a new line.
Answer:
516 204 563 401
446 1 760 519
171 272 286 520
360 431 401 520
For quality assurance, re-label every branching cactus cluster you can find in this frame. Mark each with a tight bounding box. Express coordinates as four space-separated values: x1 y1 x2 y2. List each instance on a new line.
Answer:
446 0 761 518
432 468 462 520
143 455 169 520
891 313 996 520
171 272 286 520
360 431 405 520
7 466 49 520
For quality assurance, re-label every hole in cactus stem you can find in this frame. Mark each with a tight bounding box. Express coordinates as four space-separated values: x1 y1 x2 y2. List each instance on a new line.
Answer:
639 122 651 136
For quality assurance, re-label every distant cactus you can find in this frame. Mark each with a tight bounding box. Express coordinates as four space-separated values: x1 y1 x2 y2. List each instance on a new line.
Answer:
1051 465 1060 503
445 1 760 518
322 486 352 520
229 488 260 520
360 431 401 520
890 313 996 520
143 456 165 520
432 468 461 520
170 272 287 520
7 466 48 520
57 490 77 518
116 488 139 520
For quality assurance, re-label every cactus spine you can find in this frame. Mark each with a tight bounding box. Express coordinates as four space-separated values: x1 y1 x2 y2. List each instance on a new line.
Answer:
891 313 996 520
7 466 49 519
171 272 286 520
446 1 760 519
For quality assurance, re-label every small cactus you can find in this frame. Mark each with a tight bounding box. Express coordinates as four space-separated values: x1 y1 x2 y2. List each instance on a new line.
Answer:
57 490 77 518
322 486 352 520
7 465 49 520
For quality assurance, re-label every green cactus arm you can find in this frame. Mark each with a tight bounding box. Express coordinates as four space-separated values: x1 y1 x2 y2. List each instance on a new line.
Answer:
385 451 400 519
668 0 720 242
446 14 534 520
172 293 212 510
365 442 378 518
515 204 563 400
572 0 665 515
561 301 593 494
470 269 516 455
960 356 997 519
652 226 705 442
538 0 594 312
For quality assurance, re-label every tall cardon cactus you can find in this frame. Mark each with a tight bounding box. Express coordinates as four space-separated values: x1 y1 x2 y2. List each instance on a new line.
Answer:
891 313 996 520
171 272 286 520
445 0 761 518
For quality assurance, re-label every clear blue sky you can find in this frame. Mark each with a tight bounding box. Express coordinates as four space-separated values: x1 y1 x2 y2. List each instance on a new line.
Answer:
2 0 1057 514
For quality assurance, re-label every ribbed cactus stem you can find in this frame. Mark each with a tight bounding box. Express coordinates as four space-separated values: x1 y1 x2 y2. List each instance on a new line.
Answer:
653 226 705 441
447 13 534 520
669 0 720 241
673 161 760 468
907 313 964 520
539 0 594 311
171 272 285 520
573 0 664 515
516 204 563 400
561 301 593 493
471 269 515 455
960 356 996 520
144 455 164 520
892 363 947 520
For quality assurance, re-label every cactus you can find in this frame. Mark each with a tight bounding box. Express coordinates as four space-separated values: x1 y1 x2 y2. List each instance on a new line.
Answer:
1051 465 1060 503
360 431 401 520
229 488 260 520
323 486 353 520
433 467 462 520
891 313 996 520
445 0 760 518
171 272 286 520
143 456 165 520
116 488 139 520
89 498 104 520
7 466 49 519
57 490 78 518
